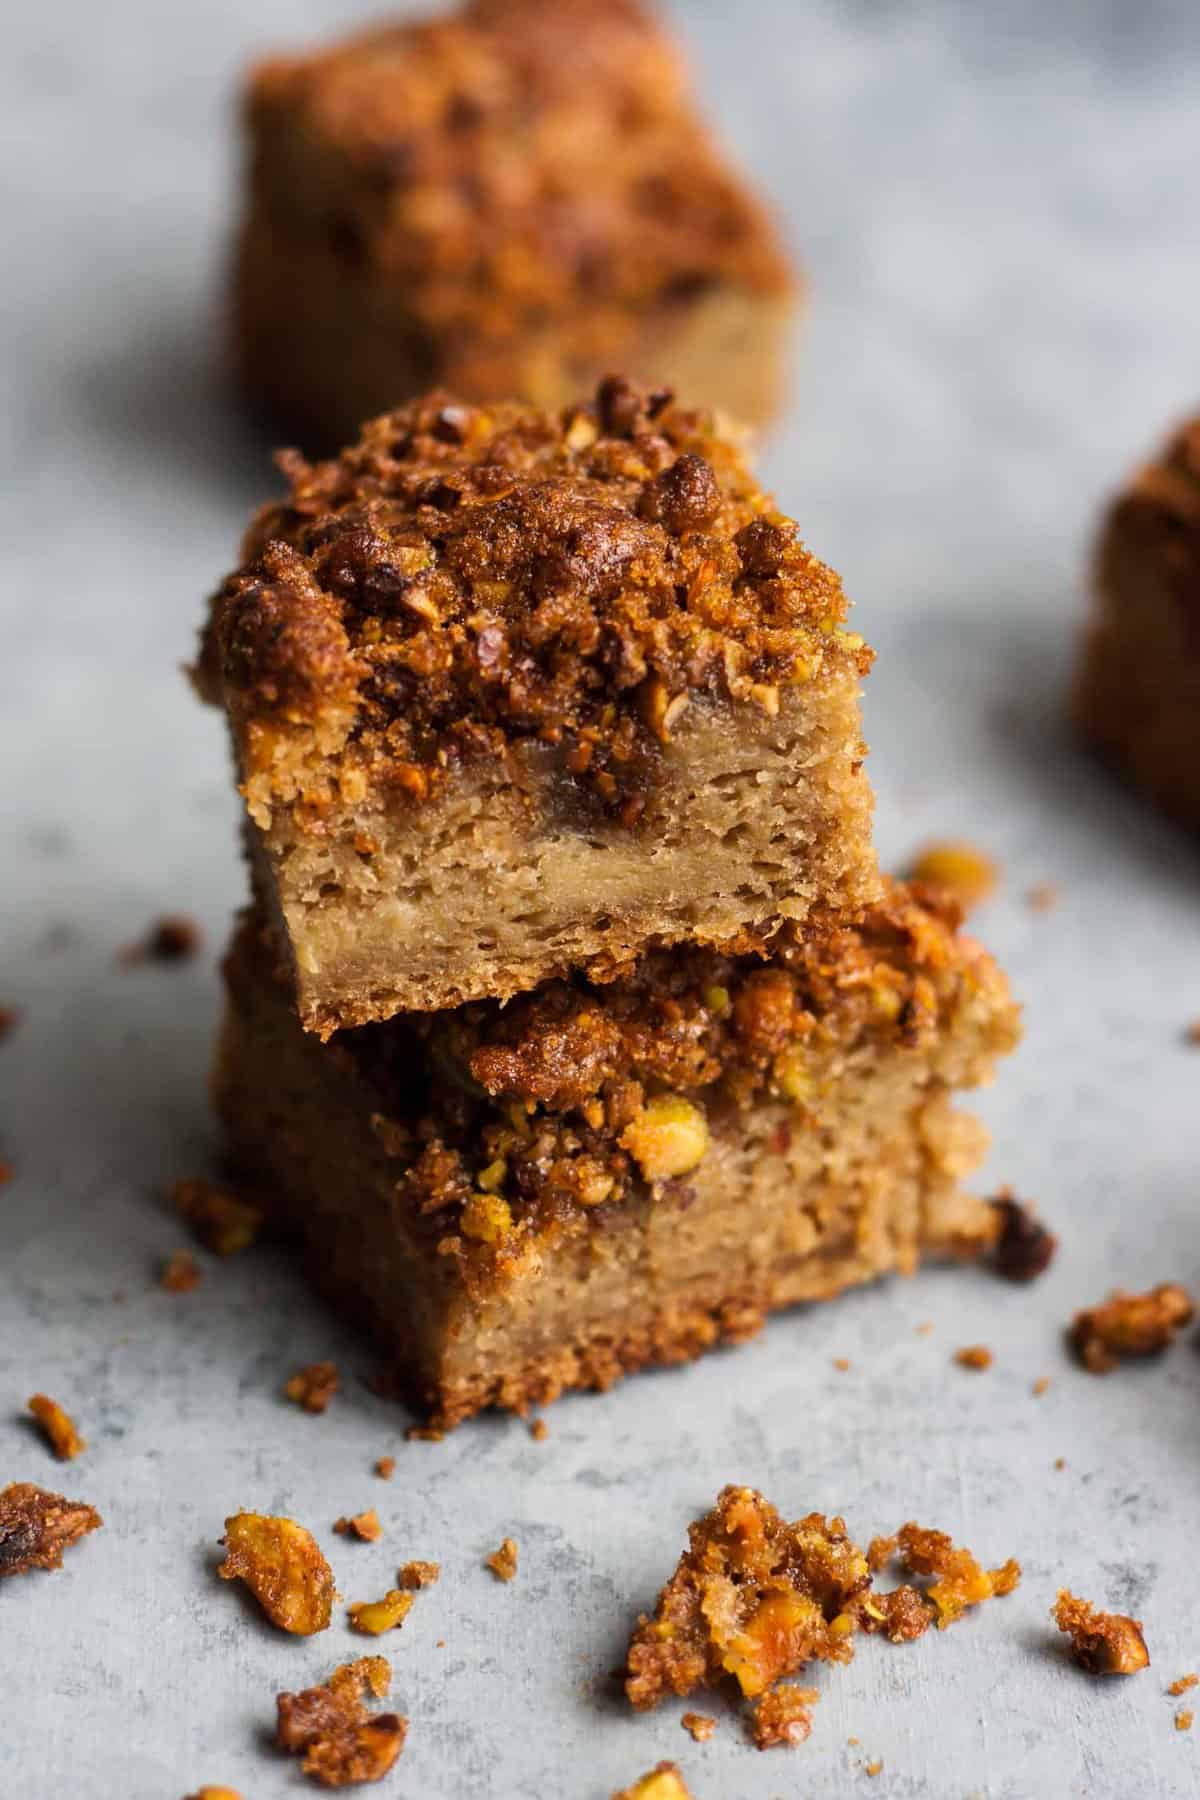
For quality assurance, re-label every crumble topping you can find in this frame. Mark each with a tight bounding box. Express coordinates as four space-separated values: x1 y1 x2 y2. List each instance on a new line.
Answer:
172 1177 264 1255
398 1560 440 1588
245 0 791 335
218 1512 335 1634
1053 1590 1150 1675
334 1509 382 1542
1070 1283 1194 1373
680 1712 715 1742
160 1251 202 1293
866 1525 1020 1630
348 1590 414 1636
199 377 868 826
27 1394 85 1461
612 1765 694 1800
750 1682 818 1749
285 1361 341 1412
0 1482 101 1576
988 1190 1057 1282
276 1657 406 1787
907 842 998 912
119 915 203 964
486 1537 519 1581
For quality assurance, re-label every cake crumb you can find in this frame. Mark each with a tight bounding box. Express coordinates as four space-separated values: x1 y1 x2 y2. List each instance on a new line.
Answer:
1026 881 1060 914
1169 1675 1198 1697
160 1251 201 1293
866 1759 884 1777
1177 1710 1194 1732
334 1509 382 1543
955 1345 993 1371
529 1418 549 1441
27 1394 85 1461
119 915 203 964
611 1765 694 1800
172 1177 263 1256
348 1590 414 1636
907 841 997 910
0 1006 21 1040
1032 1377 1051 1397
0 1162 12 1187
375 1457 395 1480
848 1736 860 1747
0 1482 101 1576
751 1682 818 1749
398 1560 440 1589
486 1537 519 1582
681 1711 716 1742
218 1512 334 1635
988 1190 1058 1283
1070 1283 1194 1373
1054 1458 1066 1471
183 1789 243 1799
833 1357 851 1372
276 1657 406 1786
285 1361 339 1413
1053 1589 1149 1675
915 1321 933 1336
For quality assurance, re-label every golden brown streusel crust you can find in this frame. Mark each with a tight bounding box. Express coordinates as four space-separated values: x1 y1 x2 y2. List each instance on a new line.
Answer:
1053 1589 1150 1675
1070 1283 1194 1373
276 1657 406 1786
242 0 792 335
197 378 868 827
0 1482 101 1577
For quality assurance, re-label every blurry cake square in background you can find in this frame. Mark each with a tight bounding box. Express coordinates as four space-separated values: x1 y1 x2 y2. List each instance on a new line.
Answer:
1074 413 1200 832
194 380 876 1035
232 0 797 450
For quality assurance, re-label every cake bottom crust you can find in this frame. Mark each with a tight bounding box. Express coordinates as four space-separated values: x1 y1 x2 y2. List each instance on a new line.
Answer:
233 214 796 453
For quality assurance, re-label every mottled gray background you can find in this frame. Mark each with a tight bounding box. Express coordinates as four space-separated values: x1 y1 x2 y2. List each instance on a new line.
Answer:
3 1 1200 1795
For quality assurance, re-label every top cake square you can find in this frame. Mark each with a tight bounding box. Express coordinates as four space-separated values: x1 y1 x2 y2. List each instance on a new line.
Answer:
196 377 878 1034
234 0 796 449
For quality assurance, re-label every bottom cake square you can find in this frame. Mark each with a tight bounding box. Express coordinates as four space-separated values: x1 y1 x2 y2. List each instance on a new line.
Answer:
212 883 1020 1428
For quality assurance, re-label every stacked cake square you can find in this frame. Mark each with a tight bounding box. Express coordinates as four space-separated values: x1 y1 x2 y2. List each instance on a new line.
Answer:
194 378 1020 1427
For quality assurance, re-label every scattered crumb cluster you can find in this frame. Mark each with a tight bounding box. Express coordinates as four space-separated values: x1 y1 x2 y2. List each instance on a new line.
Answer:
1070 1284 1193 1373
1052 1591 1150 1676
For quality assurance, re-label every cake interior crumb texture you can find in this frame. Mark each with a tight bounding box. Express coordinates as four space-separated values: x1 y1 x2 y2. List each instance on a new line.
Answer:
1074 412 1200 831
234 0 797 446
199 381 877 1033
212 884 1020 1427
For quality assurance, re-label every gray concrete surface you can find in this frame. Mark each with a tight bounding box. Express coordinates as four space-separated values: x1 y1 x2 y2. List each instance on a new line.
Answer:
3 1 1200 1794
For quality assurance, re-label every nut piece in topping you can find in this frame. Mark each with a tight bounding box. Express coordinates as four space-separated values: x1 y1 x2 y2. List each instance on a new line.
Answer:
625 1485 869 1710
348 1590 414 1636
27 1394 85 1461
0 1482 101 1577
954 1344 993 1371
868 1524 1020 1631
612 1765 695 1800
620 1094 709 1182
486 1537 519 1582
160 1250 202 1292
1053 1590 1150 1675
276 1657 406 1787
1070 1283 1194 1372
334 1509 382 1542
681 1712 715 1742
285 1360 340 1412
218 1512 334 1634
988 1190 1057 1282
120 915 203 964
398 1560 440 1589
172 1177 263 1255
751 1682 819 1749
907 842 998 911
